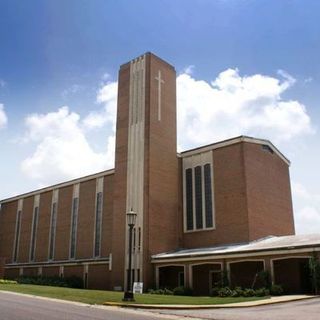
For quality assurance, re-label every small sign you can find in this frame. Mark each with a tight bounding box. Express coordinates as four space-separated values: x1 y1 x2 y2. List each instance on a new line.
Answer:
133 282 143 294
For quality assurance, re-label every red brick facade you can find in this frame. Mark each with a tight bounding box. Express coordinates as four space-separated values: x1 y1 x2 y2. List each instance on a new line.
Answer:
0 53 301 293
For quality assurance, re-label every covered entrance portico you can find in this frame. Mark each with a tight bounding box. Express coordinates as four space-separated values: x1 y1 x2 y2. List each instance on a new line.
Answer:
152 234 320 295
272 257 312 294
190 263 222 295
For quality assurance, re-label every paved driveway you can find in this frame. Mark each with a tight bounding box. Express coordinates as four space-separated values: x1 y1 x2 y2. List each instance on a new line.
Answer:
0 291 184 320
150 298 320 320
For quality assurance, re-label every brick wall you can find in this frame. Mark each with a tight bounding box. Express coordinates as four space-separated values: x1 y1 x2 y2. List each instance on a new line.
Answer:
0 201 17 263
243 142 295 240
36 191 52 261
183 143 250 248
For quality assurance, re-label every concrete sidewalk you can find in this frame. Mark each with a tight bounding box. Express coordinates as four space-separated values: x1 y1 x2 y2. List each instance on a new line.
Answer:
103 295 318 309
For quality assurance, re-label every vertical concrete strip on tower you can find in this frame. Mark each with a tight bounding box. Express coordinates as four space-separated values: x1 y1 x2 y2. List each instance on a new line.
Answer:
125 55 146 287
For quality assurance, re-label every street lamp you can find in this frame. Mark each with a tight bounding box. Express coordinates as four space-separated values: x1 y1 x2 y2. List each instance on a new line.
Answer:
123 208 137 301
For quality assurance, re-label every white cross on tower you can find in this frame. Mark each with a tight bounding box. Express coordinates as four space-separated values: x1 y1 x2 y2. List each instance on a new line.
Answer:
155 70 165 121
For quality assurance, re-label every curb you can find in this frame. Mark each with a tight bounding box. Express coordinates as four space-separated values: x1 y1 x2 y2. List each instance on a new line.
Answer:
103 295 319 310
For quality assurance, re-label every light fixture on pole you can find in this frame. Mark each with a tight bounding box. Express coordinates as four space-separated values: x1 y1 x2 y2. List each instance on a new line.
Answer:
123 208 137 301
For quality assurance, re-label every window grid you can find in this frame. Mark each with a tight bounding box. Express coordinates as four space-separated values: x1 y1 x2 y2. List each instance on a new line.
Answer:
185 168 194 230
184 162 214 232
13 210 22 263
48 202 57 260
194 166 203 229
204 164 213 228
30 207 39 262
70 197 79 259
94 192 103 257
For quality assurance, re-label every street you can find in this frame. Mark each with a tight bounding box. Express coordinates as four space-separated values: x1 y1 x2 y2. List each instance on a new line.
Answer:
151 297 320 320
1 291 320 320
0 291 186 320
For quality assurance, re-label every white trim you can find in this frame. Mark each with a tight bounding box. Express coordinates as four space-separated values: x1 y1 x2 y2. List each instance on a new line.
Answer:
59 265 64 277
180 136 290 166
6 259 110 269
188 261 223 289
151 247 320 264
109 253 112 271
270 255 311 285
182 151 215 233
0 169 114 204
155 264 186 289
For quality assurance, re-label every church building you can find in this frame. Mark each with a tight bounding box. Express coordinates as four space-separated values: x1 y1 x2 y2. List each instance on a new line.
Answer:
1 53 320 295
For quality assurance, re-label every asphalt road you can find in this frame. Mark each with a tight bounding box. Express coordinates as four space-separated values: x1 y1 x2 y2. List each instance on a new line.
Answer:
152 298 320 320
1 291 320 320
0 291 186 320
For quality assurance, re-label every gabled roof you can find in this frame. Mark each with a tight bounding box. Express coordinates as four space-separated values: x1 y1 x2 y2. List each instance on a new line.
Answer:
179 135 290 166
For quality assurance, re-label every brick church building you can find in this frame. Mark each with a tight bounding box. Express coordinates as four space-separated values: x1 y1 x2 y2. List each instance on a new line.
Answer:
1 53 319 295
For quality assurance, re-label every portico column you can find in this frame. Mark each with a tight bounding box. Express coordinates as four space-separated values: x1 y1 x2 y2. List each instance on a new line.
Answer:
264 257 274 285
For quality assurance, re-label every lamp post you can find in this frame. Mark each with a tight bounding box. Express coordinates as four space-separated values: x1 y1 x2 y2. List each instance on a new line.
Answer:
123 208 137 301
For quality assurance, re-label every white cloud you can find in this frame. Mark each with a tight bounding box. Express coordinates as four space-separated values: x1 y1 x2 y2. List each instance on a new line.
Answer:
61 84 82 98
21 106 114 185
183 65 195 75
0 104 8 129
177 69 313 150
19 67 314 202
292 182 320 234
82 81 118 131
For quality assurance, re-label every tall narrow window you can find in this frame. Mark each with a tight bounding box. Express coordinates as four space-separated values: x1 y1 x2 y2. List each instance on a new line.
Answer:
194 166 203 229
133 227 136 252
204 164 213 228
13 210 22 263
94 192 103 257
185 168 193 230
138 227 141 251
30 207 39 261
48 202 57 260
70 197 79 259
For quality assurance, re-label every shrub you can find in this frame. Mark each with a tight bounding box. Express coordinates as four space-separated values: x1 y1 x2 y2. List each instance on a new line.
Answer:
232 287 243 297
211 287 220 297
65 275 83 289
255 288 270 297
270 284 283 296
163 288 174 295
218 287 233 297
0 279 17 284
242 288 255 297
148 288 174 295
17 275 83 289
173 286 193 296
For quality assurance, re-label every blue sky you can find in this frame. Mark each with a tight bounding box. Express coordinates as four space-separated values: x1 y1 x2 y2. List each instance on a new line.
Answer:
1 0 320 234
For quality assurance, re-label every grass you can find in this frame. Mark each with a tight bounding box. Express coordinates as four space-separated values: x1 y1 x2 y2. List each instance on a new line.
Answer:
0 283 268 305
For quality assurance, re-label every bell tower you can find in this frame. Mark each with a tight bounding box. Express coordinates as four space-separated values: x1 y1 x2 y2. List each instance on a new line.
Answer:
111 53 181 290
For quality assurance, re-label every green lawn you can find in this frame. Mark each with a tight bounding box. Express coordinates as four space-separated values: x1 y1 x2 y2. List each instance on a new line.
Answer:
0 283 268 305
